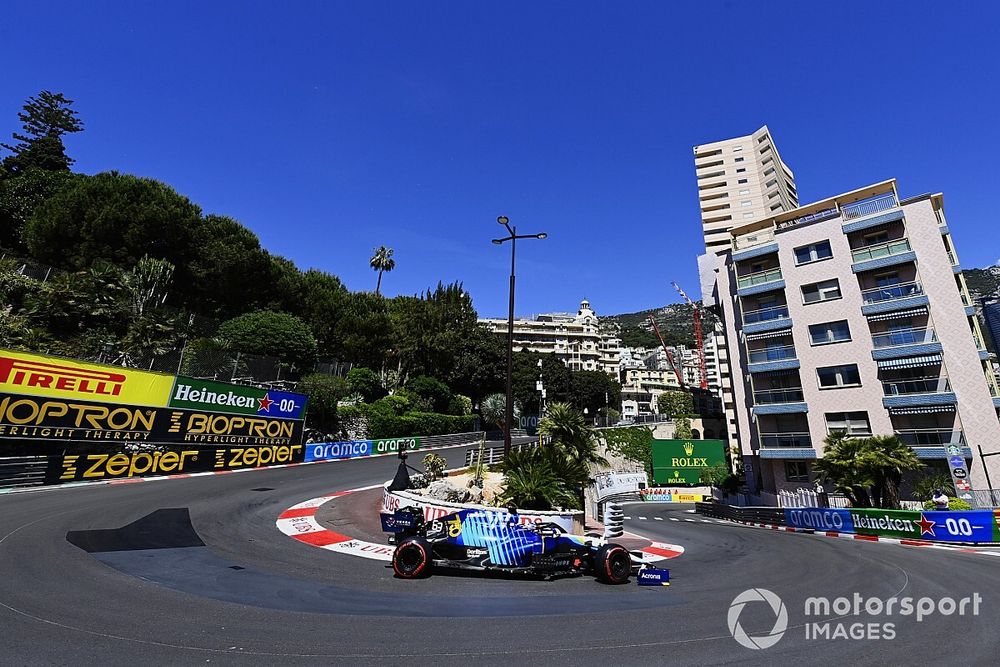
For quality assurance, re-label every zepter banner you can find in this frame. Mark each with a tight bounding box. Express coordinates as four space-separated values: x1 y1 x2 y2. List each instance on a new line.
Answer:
0 349 174 407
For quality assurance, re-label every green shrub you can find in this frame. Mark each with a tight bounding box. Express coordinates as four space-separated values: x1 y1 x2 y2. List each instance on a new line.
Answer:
406 375 452 413
422 453 447 481
922 497 972 511
367 412 477 439
368 394 412 417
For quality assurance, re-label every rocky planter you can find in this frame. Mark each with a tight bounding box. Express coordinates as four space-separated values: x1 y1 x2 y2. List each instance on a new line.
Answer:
381 482 585 534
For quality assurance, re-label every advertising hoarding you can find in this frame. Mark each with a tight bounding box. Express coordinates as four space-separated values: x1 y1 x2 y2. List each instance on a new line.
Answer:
651 439 726 485
0 349 174 407
47 443 305 482
783 507 998 543
305 437 420 463
169 376 308 420
0 392 303 447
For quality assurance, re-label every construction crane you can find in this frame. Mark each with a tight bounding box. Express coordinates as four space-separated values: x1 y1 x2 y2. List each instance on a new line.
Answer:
671 281 708 390
647 315 685 388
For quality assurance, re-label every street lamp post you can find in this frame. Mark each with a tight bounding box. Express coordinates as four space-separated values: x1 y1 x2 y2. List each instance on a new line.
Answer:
492 215 547 457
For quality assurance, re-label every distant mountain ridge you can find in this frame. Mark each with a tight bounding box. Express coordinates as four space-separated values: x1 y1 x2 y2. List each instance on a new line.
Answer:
603 302 717 349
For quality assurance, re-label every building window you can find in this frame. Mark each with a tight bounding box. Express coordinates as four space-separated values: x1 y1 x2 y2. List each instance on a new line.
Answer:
735 157 745 163
742 212 754 218
802 279 842 304
734 145 744 152
809 321 851 346
785 462 809 482
741 200 752 207
817 364 861 388
736 168 746 173
794 240 833 265
739 189 750 195
825 411 872 436
738 178 748 184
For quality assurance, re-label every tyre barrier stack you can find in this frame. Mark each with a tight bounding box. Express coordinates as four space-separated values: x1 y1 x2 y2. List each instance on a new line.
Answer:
604 502 624 540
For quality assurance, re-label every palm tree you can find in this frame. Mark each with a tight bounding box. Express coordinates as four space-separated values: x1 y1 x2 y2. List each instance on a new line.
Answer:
369 246 396 295
813 431 874 508
859 434 921 509
540 402 606 467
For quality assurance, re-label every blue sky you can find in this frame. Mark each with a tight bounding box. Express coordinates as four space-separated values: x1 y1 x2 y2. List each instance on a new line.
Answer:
3 1 999 318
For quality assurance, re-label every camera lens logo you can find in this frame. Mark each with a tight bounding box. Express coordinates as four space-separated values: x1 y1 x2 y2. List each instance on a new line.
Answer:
727 588 788 650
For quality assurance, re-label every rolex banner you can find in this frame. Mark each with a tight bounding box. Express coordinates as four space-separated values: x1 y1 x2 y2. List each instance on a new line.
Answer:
0 392 303 449
651 439 726 485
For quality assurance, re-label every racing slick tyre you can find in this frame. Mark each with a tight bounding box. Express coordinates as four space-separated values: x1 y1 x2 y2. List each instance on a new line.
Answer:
594 543 632 584
392 537 433 578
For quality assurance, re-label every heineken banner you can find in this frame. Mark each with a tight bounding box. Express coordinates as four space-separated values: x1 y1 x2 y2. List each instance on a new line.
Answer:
305 437 421 462
169 376 308 420
0 392 303 448
651 439 726 485
784 507 1000 543
46 443 305 483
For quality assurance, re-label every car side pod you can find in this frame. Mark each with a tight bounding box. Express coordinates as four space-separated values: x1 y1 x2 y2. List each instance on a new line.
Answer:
636 566 670 587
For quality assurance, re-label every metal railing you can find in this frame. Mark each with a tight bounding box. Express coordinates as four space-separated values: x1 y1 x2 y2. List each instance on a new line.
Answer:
841 193 898 221
947 250 958 266
970 489 1000 508
851 238 911 263
861 281 923 304
871 326 936 348
882 376 951 396
753 388 805 404
743 304 789 325
760 432 812 448
748 345 796 363
780 207 839 230
737 267 783 289
893 429 964 446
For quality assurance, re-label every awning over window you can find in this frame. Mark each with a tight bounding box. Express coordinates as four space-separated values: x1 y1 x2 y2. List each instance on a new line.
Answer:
745 329 794 341
866 307 928 322
877 354 942 370
888 405 956 415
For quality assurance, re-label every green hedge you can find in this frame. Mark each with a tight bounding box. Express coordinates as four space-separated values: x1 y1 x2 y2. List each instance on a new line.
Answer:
367 412 477 439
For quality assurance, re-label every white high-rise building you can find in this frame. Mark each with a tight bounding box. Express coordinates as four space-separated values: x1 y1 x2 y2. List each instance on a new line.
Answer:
694 125 798 252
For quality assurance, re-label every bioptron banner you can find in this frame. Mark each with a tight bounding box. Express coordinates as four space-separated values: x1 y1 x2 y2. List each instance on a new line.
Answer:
0 392 304 447
784 507 1000 544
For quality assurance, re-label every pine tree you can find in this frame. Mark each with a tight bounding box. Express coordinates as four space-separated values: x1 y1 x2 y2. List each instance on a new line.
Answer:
2 91 84 174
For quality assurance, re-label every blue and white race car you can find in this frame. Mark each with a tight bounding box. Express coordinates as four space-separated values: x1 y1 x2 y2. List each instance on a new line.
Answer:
380 506 634 584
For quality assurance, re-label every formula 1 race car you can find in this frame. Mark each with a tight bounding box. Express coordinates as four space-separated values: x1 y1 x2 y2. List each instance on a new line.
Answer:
380 506 634 584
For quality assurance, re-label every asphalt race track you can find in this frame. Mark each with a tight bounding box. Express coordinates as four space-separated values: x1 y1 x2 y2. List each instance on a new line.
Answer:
3 443 999 666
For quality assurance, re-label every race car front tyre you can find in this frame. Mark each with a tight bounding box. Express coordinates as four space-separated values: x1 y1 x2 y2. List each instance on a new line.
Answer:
392 537 432 578
594 544 631 584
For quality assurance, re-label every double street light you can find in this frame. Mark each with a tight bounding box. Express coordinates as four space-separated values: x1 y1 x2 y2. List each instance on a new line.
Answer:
492 215 547 457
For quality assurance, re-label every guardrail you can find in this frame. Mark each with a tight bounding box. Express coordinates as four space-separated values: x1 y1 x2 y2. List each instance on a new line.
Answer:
841 193 898 220
0 456 48 489
695 502 786 525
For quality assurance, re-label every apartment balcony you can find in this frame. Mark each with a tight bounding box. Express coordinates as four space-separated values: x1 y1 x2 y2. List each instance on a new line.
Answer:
894 428 964 447
860 281 929 315
840 193 904 233
881 376 957 409
736 267 784 297
850 238 916 273
732 240 780 263
751 388 808 416
742 305 792 334
758 432 817 459
731 228 776 255
760 432 813 448
870 327 942 360
747 345 799 373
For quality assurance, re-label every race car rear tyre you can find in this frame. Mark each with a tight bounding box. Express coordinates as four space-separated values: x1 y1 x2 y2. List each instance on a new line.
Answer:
594 544 631 584
392 537 432 578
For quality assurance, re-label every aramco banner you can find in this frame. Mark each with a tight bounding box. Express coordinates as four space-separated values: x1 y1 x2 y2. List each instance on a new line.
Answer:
0 349 174 407
651 439 726 485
